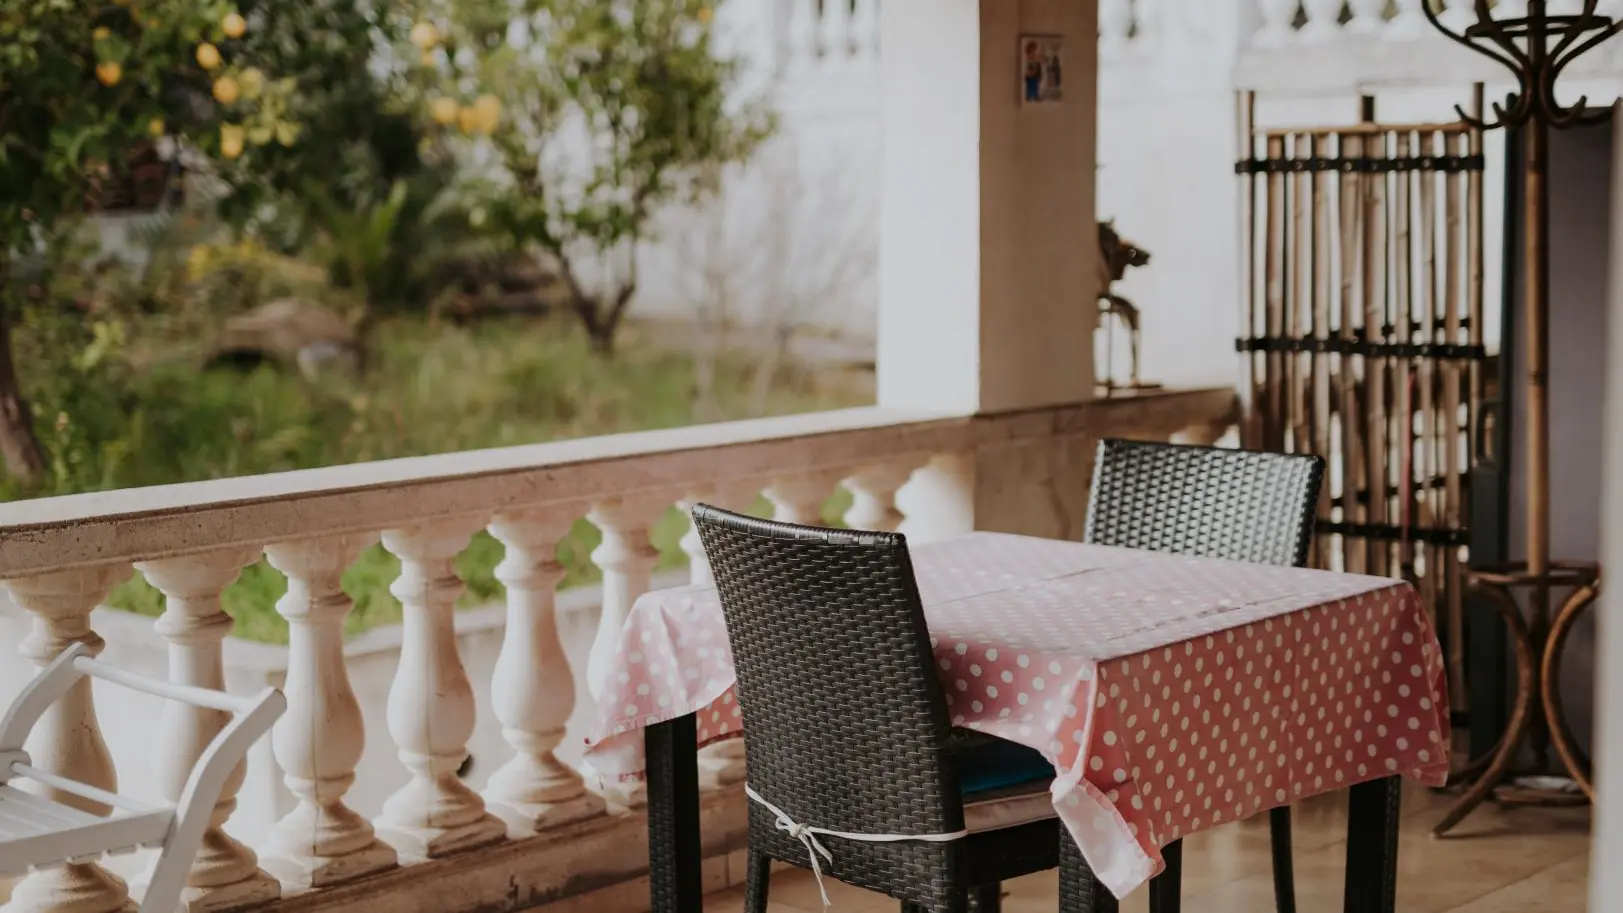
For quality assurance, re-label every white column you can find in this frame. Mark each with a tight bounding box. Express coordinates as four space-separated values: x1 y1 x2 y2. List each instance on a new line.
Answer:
1346 0 1386 33
136 550 279 913
1299 0 1342 41
784 0 821 67
818 0 853 59
375 518 506 858
585 498 667 701
842 462 918 532
878 0 1095 416
2 565 134 913
850 0 880 59
484 510 606 831
262 535 397 888
1589 99 1623 913
1099 0 1133 57
895 454 975 543
1385 0 1425 37
763 473 840 525
1253 0 1299 46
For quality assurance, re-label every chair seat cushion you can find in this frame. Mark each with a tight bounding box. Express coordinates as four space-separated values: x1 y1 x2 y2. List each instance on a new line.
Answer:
958 737 1054 794
957 737 1056 832
963 778 1057 832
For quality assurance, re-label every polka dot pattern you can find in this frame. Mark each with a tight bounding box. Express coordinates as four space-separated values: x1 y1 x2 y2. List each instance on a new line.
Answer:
584 532 1451 899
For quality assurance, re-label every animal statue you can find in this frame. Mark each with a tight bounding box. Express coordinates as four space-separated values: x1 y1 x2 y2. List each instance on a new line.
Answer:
1097 220 1151 388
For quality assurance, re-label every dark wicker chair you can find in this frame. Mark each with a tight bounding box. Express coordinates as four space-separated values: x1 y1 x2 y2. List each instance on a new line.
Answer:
693 505 1091 913
1063 438 1325 913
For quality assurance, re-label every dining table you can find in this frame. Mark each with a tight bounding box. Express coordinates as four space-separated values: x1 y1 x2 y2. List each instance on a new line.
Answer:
583 531 1450 913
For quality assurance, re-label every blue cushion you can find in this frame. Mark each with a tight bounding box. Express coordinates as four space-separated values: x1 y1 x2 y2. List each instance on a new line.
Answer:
958 739 1055 796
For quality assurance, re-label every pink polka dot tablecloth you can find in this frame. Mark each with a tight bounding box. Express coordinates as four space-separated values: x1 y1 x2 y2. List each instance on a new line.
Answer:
583 532 1449 899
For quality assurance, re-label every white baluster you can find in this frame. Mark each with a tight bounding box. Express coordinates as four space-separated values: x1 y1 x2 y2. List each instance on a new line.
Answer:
1300 0 1343 41
1347 0 1386 32
483 511 606 831
842 462 917 532
1253 0 1300 46
375 518 506 858
818 0 853 60
896 454 975 543
849 0 879 59
135 550 279 913
763 473 839 525
1100 0 1134 56
784 0 821 67
1440 0 1478 30
585 498 668 702
2 565 134 913
1386 0 1425 36
678 487 759 790
262 535 397 888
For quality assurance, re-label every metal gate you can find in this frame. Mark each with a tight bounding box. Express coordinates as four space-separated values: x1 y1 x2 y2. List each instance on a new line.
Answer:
1233 92 1488 719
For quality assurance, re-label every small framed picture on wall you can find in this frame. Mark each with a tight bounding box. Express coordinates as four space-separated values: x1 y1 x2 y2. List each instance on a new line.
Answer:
1019 34 1063 105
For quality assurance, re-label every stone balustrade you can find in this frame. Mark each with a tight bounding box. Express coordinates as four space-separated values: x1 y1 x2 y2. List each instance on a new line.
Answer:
0 390 1234 913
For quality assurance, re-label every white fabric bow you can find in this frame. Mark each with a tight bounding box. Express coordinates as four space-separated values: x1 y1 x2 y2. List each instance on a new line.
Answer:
745 785 969 908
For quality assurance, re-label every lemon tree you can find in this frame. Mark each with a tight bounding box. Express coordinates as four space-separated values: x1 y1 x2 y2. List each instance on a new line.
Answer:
0 0 295 484
399 0 774 355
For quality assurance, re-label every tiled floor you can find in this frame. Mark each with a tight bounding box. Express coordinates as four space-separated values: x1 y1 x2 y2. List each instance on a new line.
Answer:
704 783 1591 913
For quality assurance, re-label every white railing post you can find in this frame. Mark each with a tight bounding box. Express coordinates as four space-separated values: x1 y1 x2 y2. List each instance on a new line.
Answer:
896 454 975 543
262 534 398 888
484 510 606 831
1100 0 1134 57
585 498 668 703
1347 0 1386 33
136 549 280 913
2 565 134 913
842 462 918 532
784 0 821 68
763 473 841 525
376 518 506 858
1386 0 1426 36
818 0 853 60
1253 0 1300 46
850 0 880 59
1299 0 1343 41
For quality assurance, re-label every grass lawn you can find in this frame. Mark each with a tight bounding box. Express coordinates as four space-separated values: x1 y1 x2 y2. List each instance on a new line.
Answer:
20 315 863 642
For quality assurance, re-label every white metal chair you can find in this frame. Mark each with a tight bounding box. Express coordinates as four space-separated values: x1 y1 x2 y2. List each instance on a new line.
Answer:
0 642 285 913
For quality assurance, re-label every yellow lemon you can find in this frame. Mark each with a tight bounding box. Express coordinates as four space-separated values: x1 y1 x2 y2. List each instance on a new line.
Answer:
698 6 712 22
222 12 247 38
275 121 300 146
196 42 222 70
212 76 240 104
410 21 440 49
95 61 122 86
93 26 111 39
248 125 274 146
430 96 460 126
147 117 165 137
472 93 501 133
238 67 265 99
220 124 245 159
456 105 480 135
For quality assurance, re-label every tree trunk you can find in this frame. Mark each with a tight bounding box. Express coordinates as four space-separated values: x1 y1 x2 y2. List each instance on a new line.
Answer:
0 304 47 487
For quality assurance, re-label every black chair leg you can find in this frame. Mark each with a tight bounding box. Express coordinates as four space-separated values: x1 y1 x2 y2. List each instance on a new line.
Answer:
1148 838 1182 913
1059 829 1119 913
1269 806 1297 913
968 884 1002 913
645 714 702 913
743 849 771 913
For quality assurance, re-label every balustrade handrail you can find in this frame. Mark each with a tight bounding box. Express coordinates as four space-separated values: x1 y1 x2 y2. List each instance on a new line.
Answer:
0 390 1232 578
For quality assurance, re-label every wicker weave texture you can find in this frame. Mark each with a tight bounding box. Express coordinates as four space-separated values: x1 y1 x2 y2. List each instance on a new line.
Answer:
692 506 964 907
1084 439 1325 568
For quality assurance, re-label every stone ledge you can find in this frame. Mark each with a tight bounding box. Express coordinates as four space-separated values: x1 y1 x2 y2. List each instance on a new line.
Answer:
264 784 748 913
